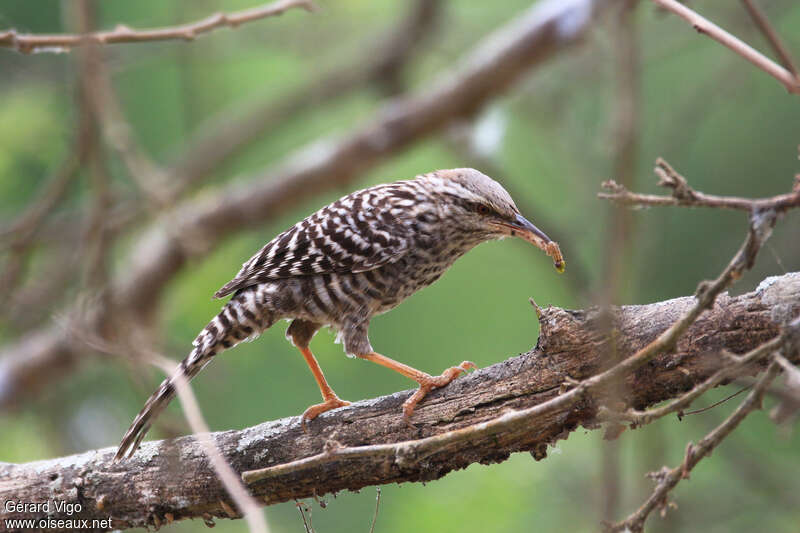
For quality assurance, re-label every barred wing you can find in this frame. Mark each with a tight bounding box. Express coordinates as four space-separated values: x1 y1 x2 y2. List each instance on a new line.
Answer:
214 184 415 298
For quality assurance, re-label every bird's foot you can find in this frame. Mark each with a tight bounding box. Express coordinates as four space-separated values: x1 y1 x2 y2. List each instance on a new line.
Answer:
301 396 351 432
402 361 477 422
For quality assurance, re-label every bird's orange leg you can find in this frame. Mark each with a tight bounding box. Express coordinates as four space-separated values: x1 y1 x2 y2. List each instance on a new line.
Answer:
297 345 350 429
359 352 477 420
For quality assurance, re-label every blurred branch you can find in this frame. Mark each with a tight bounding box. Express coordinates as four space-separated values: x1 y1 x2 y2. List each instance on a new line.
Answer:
600 0 639 520
1 272 797 530
740 0 798 77
604 361 783 533
603 0 639 299
650 0 800 94
0 134 87 245
73 1 114 296
0 117 91 307
0 0 613 410
0 0 316 54
167 0 443 193
599 157 800 212
84 53 168 209
81 136 113 291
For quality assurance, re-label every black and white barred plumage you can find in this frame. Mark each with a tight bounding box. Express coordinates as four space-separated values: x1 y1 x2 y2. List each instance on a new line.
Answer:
115 168 560 460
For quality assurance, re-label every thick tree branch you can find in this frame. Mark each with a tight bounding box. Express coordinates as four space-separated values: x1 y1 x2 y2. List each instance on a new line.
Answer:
1 272 798 530
0 0 611 409
0 0 316 54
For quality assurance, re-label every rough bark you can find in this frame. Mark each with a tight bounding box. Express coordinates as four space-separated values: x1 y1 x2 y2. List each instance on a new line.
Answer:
1 272 797 531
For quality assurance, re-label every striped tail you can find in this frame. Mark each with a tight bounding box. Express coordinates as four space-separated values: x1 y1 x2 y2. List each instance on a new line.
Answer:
114 289 271 461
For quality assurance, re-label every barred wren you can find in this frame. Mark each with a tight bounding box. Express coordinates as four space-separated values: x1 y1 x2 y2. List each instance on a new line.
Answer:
115 168 564 460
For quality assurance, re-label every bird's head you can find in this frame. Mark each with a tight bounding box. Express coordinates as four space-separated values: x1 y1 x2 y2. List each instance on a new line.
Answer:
425 168 565 272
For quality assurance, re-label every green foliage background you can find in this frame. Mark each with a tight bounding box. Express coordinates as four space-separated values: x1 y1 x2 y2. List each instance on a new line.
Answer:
1 0 799 531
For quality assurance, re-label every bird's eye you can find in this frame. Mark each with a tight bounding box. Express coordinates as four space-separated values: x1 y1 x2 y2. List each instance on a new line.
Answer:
476 204 490 215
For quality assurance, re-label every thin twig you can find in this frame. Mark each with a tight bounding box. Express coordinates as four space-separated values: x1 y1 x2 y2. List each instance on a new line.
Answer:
369 487 381 533
650 0 800 94
774 353 800 382
599 158 800 212
740 0 799 77
605 361 782 533
0 0 316 54
770 352 800 423
679 385 750 418
295 501 312 533
597 327 793 427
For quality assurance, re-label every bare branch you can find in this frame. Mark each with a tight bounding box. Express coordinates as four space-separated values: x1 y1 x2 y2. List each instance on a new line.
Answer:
605 361 784 533
740 0 798 77
565 204 781 415
56 321 270 532
599 158 800 212
0 0 316 54
1 272 797 530
650 0 800 94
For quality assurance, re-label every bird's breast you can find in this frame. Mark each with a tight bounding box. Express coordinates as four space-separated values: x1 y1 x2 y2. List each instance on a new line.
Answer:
261 231 481 326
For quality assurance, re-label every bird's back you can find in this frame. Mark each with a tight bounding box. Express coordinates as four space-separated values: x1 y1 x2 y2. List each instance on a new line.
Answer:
214 180 424 298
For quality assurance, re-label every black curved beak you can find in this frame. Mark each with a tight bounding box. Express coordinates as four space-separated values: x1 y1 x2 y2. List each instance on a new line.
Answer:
510 213 551 249
490 213 565 273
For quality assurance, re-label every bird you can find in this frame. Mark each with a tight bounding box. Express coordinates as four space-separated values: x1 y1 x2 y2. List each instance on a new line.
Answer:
114 168 564 460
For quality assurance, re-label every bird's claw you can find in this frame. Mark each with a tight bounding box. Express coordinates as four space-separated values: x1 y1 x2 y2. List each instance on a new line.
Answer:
401 361 479 422
458 361 478 372
300 397 351 432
